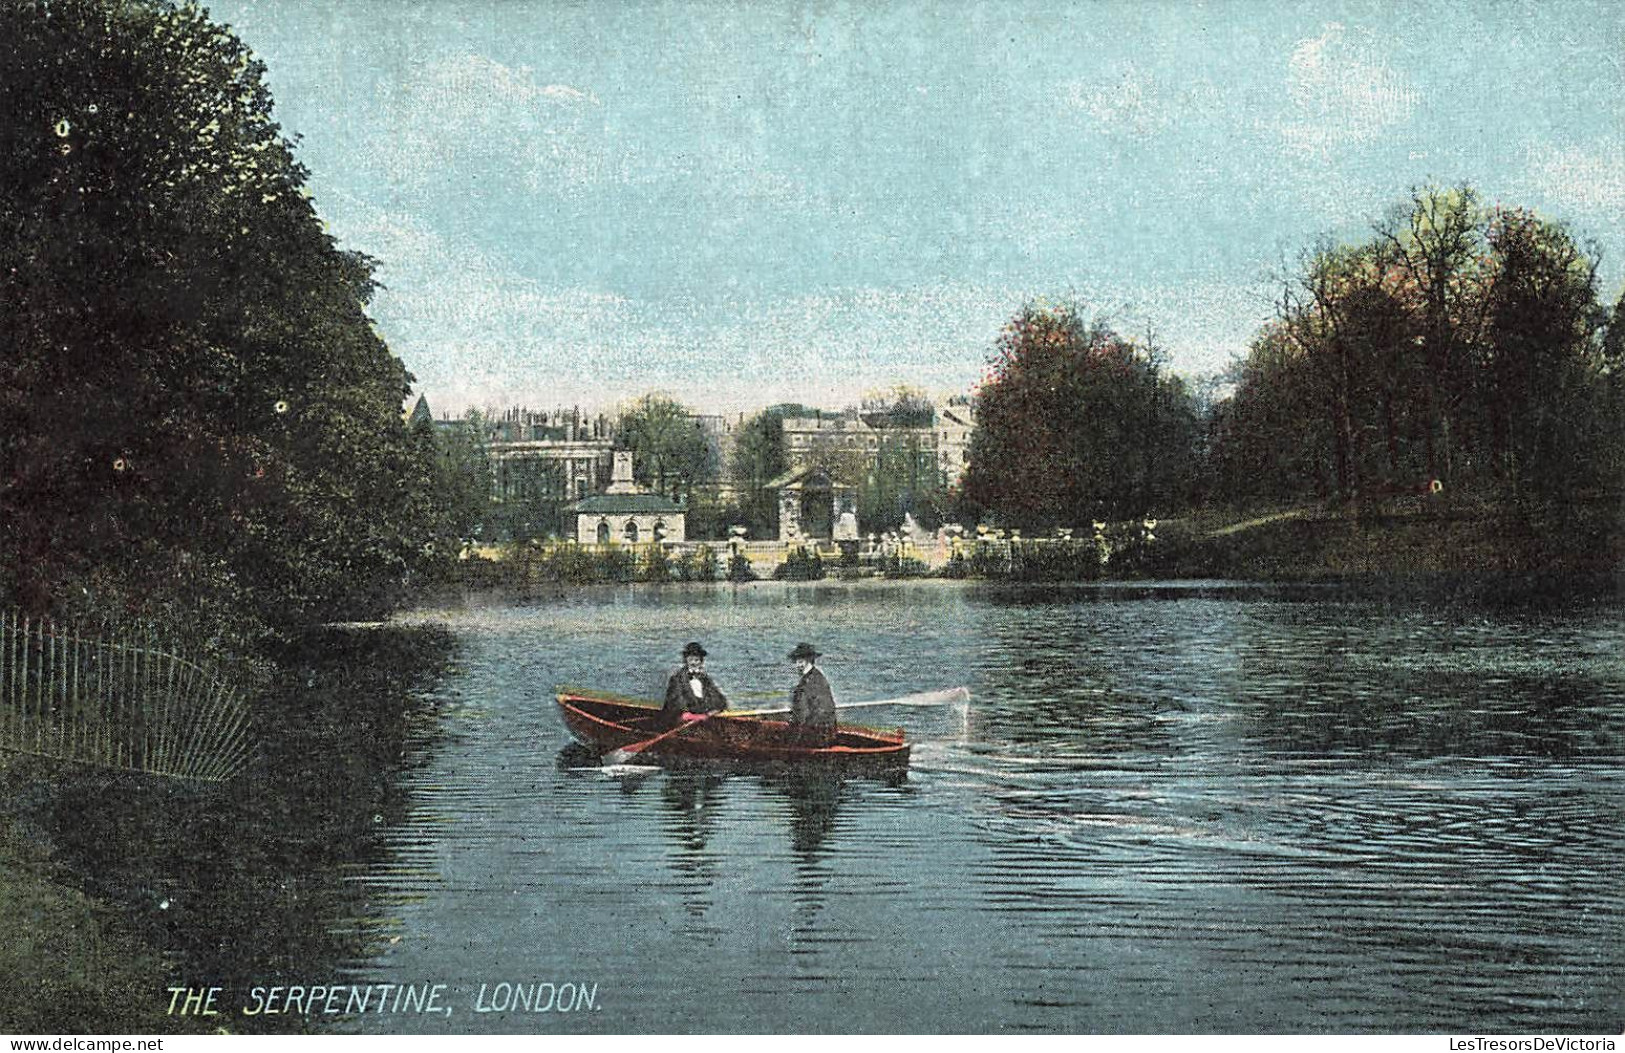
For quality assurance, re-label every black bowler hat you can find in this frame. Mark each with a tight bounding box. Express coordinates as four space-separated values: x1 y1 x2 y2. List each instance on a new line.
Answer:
682 641 707 658
787 642 821 661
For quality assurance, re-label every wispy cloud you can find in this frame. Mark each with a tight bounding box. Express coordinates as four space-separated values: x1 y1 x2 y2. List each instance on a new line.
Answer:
364 54 614 197
407 55 599 114
539 83 600 105
1062 64 1172 138
1278 23 1418 156
1524 141 1625 213
359 52 821 210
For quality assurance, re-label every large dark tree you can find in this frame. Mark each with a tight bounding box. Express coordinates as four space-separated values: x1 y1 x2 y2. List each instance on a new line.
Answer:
1217 187 1615 509
0 0 440 640
1478 208 1609 503
964 302 1200 530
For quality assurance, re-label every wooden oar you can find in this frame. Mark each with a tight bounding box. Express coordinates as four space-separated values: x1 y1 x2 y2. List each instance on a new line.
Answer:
730 685 970 718
605 714 713 765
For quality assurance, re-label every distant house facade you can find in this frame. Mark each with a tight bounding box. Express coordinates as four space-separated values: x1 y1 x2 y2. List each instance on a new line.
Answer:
483 407 615 511
418 402 616 540
935 400 975 486
783 411 873 462
780 403 969 485
571 451 686 544
772 399 974 536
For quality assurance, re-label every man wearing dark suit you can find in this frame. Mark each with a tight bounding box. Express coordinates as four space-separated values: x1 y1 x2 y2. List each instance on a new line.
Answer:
663 641 729 727
788 642 836 746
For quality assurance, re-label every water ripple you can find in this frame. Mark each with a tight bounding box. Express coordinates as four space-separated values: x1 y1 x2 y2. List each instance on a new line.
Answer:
335 586 1624 1034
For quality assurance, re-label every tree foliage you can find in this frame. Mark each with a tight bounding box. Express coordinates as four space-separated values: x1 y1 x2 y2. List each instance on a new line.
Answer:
964 302 1200 530
859 384 935 428
0 0 442 641
1215 186 1615 507
729 402 823 537
413 408 490 550
857 431 940 531
616 393 714 502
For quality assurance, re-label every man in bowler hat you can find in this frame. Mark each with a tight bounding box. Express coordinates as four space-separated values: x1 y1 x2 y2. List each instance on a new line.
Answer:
663 641 729 727
788 642 836 745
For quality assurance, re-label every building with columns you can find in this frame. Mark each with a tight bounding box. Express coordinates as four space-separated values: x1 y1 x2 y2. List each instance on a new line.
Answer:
483 407 615 509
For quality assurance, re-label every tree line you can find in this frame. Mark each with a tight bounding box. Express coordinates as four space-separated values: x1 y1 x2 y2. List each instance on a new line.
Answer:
1213 187 1621 510
434 387 955 543
444 182 1625 547
964 187 1625 535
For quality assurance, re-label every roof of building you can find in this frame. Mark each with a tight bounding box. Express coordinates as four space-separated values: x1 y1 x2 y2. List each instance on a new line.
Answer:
764 465 857 491
572 492 684 515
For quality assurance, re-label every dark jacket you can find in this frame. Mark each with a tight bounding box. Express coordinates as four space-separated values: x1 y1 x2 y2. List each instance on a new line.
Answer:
663 668 728 726
790 666 836 728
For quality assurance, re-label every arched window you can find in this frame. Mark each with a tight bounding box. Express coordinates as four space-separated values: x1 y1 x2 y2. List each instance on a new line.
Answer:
623 519 639 543
596 519 610 544
652 519 667 542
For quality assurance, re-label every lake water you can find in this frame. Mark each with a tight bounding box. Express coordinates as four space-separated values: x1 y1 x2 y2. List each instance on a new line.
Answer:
330 581 1623 1034
29 580 1622 1034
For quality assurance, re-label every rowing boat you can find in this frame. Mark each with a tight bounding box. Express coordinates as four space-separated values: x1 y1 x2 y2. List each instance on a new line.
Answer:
555 689 911 767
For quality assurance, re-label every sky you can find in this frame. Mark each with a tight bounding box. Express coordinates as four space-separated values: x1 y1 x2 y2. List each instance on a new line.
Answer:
202 0 1625 417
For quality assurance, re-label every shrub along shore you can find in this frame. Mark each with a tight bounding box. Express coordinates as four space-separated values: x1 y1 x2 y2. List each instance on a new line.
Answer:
449 497 1624 597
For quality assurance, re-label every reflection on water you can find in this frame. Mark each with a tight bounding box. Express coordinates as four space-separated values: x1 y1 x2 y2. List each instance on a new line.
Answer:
21 584 1622 1034
659 772 727 934
2 625 458 1033
321 584 1622 1033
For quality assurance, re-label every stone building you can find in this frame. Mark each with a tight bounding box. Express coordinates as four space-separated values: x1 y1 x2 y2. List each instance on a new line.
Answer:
781 410 889 466
766 466 858 543
571 451 686 544
774 402 967 536
483 407 615 508
780 404 967 485
935 400 976 485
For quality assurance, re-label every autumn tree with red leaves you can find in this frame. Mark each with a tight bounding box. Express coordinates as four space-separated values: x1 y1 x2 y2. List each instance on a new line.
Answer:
963 303 1200 531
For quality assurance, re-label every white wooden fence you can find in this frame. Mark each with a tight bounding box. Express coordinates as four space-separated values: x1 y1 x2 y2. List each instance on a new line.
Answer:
0 610 252 782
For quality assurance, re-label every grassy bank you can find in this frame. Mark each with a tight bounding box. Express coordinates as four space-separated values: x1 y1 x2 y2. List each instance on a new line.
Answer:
1184 496 1625 595
0 623 459 1034
0 760 208 1034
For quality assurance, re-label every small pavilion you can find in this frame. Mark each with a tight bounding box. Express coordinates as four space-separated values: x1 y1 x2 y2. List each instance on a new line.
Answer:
571 451 685 544
766 466 858 543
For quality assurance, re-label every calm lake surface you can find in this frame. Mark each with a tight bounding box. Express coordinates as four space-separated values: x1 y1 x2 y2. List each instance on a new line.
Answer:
282 580 1625 1035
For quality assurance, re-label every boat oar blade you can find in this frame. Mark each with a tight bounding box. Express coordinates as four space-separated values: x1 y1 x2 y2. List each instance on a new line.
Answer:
569 763 662 779
605 713 712 766
884 686 970 707
732 686 970 718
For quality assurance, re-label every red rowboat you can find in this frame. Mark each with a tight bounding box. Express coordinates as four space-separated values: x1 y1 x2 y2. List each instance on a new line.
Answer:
555 690 910 768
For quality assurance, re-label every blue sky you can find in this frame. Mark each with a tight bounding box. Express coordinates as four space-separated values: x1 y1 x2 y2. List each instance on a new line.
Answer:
204 0 1625 416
